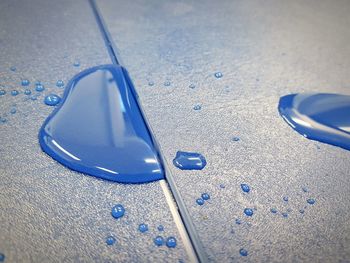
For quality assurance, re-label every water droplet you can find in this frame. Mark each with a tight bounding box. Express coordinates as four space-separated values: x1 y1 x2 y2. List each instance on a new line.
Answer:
154 236 164 246
196 198 204 206
240 184 250 193
302 187 309 193
30 95 38 101
148 81 154 86
235 218 242 225
239 248 248 256
232 137 240 142
56 80 64 88
214 72 223 78
166 237 177 248
35 84 45 92
281 212 288 218
157 225 164 231
106 236 116 245
24 89 31 95
138 223 148 233
10 66 16 71
299 209 305 214
38 65 164 183
1 117 7 123
193 104 202 111
307 198 315 205
111 204 125 219
270 208 277 214
220 184 225 189
173 151 207 170
0 253 5 262
283 196 289 202
21 79 30 86
189 84 195 89
11 90 19 96
244 208 254 217
278 93 350 151
73 61 80 67
44 94 61 106
164 81 171 86
10 108 16 114
201 193 210 200
0 90 6 96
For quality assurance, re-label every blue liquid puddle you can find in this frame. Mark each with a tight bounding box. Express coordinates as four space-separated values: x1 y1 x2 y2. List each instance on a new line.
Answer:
173 151 207 170
278 93 350 151
39 65 164 183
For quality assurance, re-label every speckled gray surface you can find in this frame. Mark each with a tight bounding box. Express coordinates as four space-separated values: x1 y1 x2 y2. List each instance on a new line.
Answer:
97 0 350 262
0 0 190 262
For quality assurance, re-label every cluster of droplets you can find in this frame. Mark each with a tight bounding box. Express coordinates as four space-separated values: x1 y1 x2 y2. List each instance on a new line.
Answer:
196 193 210 206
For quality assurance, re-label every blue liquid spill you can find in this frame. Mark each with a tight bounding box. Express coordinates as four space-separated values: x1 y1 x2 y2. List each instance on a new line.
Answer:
307 198 316 205
283 196 289 202
196 198 204 206
11 90 19 96
270 208 277 214
56 80 64 87
232 136 240 142
244 208 254 217
154 236 164 246
148 81 154 86
214 72 223 78
38 65 164 183
0 253 4 262
239 248 248 256
21 79 30 86
44 94 61 106
278 93 350 151
106 236 116 245
189 84 196 89
35 84 45 92
240 184 250 193
201 193 210 200
166 237 177 248
138 223 148 233
0 90 6 96
111 204 125 219
24 89 31 95
164 81 171 87
173 151 207 170
157 225 164 231
193 104 202 111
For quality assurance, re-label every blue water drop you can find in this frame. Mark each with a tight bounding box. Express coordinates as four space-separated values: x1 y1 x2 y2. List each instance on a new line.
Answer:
11 90 19 96
35 84 45 92
232 137 240 142
189 84 196 89
235 218 242 225
278 93 350 151
24 89 31 95
214 72 223 78
164 81 171 87
201 193 210 200
219 184 225 189
154 236 164 246
10 108 16 114
283 196 289 202
0 90 6 96
0 253 5 262
10 66 16 71
302 187 309 193
193 104 202 111
240 184 250 193
106 236 116 245
173 151 207 170
148 81 154 86
31 95 38 101
239 248 248 256
56 80 64 88
111 204 125 219
270 208 277 214
244 208 254 217
299 209 305 214
21 79 30 86
281 212 288 218
73 61 80 67
138 223 148 233
157 225 164 231
196 198 204 206
307 198 316 205
38 65 164 183
166 237 177 248
44 94 61 106
1 117 7 123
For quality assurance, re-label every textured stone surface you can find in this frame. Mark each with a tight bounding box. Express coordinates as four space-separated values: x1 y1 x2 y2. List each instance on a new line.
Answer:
98 0 350 262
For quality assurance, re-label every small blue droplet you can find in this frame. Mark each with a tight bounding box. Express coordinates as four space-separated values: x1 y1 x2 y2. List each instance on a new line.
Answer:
299 209 305 214
307 198 315 205
148 81 154 86
0 90 6 96
11 90 19 96
193 104 202 111
164 81 171 87
201 193 210 200
283 196 289 202
173 151 207 170
270 208 277 214
302 187 309 193
44 94 61 106
189 84 195 89
106 236 116 245
281 212 288 218
239 248 248 256
10 108 16 114
138 223 148 233
244 208 254 217
219 184 225 189
35 84 45 92
154 236 164 246
74 61 80 67
166 237 177 248
232 137 240 142
31 95 38 101
235 218 241 225
21 79 30 86
0 253 5 262
111 204 125 219
214 72 223 78
157 225 164 231
1 117 7 123
24 89 31 95
196 198 204 206
10 66 16 71
56 80 64 88
240 184 250 193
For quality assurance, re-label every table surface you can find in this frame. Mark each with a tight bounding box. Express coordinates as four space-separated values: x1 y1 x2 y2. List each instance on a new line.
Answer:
1 0 350 262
